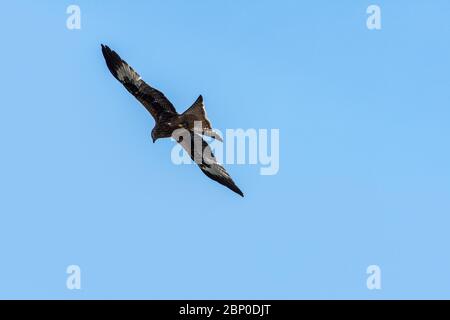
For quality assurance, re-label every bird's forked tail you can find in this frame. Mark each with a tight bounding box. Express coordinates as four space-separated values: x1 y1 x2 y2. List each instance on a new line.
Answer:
182 95 223 142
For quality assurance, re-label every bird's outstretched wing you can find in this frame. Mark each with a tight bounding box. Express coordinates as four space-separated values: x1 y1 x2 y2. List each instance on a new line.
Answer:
101 44 177 121
176 131 244 197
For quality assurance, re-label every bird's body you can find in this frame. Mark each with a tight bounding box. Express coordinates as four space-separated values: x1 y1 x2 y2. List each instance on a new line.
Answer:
101 45 243 197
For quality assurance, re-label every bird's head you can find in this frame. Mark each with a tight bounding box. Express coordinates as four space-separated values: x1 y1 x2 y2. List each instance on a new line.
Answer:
151 125 171 143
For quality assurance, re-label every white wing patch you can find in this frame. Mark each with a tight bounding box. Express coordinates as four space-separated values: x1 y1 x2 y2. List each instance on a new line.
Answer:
115 62 141 82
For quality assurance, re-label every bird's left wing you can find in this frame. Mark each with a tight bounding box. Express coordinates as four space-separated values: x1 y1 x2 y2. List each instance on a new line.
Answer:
101 44 177 121
176 131 244 197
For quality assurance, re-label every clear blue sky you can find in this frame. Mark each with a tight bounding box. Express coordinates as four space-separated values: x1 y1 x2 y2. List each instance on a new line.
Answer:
0 0 449 299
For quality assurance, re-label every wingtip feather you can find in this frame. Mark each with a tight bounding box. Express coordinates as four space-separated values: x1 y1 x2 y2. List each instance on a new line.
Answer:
233 186 244 197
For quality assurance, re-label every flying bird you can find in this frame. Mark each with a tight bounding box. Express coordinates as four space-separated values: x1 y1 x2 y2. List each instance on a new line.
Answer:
101 44 244 197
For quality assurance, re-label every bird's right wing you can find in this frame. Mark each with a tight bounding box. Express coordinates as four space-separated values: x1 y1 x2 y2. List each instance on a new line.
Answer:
101 44 177 121
176 131 244 197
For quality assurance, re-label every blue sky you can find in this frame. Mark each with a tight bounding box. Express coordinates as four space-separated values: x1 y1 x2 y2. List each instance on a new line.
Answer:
0 0 450 299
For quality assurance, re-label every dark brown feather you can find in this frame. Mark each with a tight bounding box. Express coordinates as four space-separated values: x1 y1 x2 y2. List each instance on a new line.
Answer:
101 44 177 122
176 131 244 197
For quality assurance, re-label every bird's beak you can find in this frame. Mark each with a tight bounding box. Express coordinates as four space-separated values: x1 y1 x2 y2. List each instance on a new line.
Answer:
152 137 156 143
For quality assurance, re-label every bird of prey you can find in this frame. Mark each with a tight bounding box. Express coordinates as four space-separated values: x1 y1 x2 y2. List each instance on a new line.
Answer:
101 45 244 197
